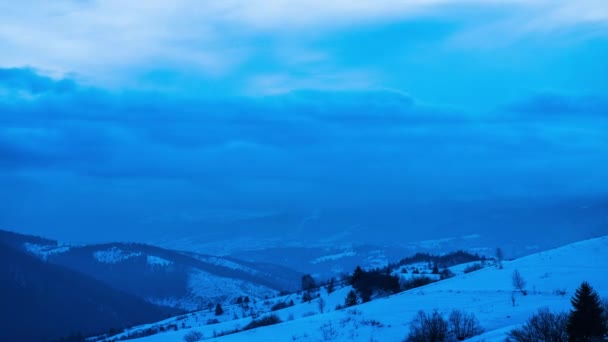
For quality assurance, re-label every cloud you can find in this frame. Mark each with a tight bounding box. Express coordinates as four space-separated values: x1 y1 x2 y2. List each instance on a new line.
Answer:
0 67 76 95
1 68 607 242
506 93 608 117
1 0 606 89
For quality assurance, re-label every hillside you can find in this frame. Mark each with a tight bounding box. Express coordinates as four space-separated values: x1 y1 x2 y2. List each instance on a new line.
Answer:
109 235 608 341
0 230 302 311
0 241 175 342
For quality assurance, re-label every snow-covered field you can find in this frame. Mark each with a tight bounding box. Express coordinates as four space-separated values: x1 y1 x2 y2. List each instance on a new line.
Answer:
105 235 608 342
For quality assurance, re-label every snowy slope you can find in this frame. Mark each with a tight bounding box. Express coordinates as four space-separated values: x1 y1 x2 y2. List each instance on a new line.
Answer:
109 235 608 342
0 230 301 312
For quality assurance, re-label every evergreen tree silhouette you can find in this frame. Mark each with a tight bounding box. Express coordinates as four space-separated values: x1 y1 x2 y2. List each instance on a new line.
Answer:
214 303 224 316
567 281 607 341
344 290 358 307
350 266 364 286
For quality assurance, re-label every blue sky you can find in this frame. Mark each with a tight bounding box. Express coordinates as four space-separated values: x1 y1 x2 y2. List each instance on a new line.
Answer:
1 1 607 243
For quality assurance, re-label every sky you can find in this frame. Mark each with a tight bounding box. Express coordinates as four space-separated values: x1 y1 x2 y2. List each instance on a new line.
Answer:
0 1 607 244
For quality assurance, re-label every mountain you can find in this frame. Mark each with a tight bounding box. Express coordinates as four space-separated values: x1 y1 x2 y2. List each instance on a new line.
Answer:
0 241 175 342
0 229 302 311
230 235 486 280
108 235 608 341
150 197 608 257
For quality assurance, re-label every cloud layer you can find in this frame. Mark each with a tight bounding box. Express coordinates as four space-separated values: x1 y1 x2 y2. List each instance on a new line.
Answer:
1 68 607 241
1 1 607 242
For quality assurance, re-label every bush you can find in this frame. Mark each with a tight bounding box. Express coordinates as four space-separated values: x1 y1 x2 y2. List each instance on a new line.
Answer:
183 330 204 342
349 266 400 302
270 301 291 311
401 276 435 291
405 310 483 342
243 315 282 331
440 268 455 280
206 318 219 325
463 263 483 274
406 310 448 342
448 310 483 340
506 308 568 342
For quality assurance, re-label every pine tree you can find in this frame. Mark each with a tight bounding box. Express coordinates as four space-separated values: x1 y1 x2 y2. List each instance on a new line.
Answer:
215 303 224 316
344 289 358 307
567 281 607 341
350 266 364 286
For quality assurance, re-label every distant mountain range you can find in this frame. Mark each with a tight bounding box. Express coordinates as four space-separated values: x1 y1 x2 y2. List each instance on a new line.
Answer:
0 240 174 342
0 230 302 311
0 229 304 341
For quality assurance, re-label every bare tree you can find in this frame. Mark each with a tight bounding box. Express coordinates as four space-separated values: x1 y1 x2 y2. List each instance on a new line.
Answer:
496 247 504 269
406 310 448 342
507 308 567 342
512 269 527 295
449 310 484 340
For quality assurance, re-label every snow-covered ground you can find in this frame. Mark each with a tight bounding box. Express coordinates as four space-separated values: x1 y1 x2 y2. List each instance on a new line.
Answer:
23 242 71 260
93 247 143 264
105 235 608 342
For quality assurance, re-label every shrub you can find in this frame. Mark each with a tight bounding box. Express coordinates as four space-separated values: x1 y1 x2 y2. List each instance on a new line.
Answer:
271 301 291 311
302 291 313 303
448 310 483 340
506 308 568 342
405 310 448 342
463 263 483 274
401 276 434 291
349 266 400 302
440 268 455 280
183 330 204 342
206 318 219 325
243 315 281 331
405 310 483 342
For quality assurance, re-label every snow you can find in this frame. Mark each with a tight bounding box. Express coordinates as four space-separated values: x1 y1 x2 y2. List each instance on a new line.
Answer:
104 235 608 342
93 247 142 264
146 255 172 267
23 242 70 260
194 255 252 273
187 270 278 305
406 234 481 250
312 250 356 264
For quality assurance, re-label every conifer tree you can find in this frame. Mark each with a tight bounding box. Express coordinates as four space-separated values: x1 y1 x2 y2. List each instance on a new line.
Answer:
350 266 364 286
344 290 358 307
215 303 224 316
567 281 607 341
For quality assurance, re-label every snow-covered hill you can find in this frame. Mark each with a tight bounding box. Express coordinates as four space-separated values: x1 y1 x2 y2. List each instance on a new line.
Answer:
106 235 608 341
0 230 302 311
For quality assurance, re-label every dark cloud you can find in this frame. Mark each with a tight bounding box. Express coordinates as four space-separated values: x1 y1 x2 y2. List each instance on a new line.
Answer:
1 68 607 242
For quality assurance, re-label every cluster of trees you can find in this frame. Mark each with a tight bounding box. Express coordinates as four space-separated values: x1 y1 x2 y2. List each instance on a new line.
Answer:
349 266 400 302
507 281 607 342
397 250 486 270
405 309 483 342
270 300 295 311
